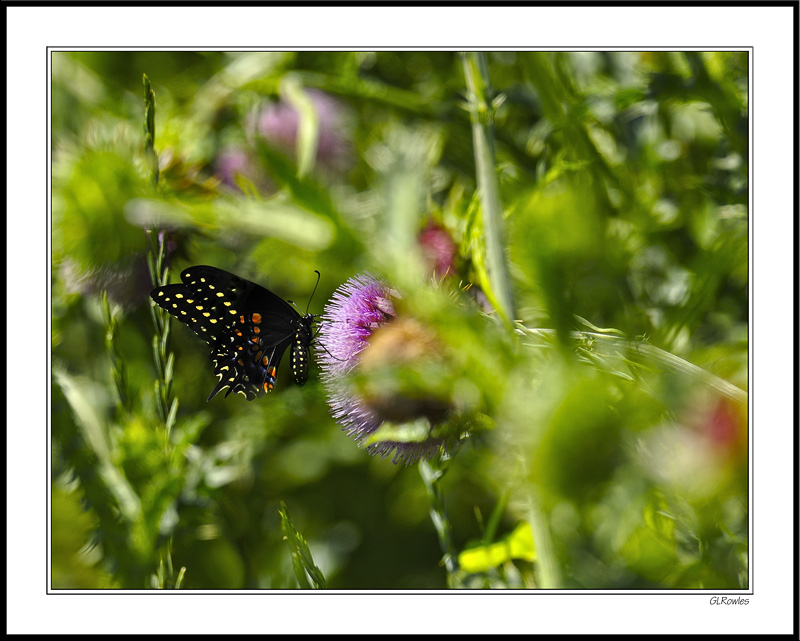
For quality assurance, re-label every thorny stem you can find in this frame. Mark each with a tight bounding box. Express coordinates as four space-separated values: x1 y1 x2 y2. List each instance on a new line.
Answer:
461 52 517 328
101 291 131 415
147 230 178 447
141 76 178 446
143 73 159 185
141 74 184 589
420 458 460 586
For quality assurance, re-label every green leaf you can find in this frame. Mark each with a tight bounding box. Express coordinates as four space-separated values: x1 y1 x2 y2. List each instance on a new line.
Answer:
458 521 536 573
279 502 326 589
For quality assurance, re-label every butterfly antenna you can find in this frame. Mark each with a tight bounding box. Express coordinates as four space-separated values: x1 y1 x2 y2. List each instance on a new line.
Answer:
316 340 349 363
286 272 322 315
311 318 349 362
306 270 321 315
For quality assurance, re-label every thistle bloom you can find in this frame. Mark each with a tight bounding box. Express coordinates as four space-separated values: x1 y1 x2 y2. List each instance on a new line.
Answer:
316 274 446 465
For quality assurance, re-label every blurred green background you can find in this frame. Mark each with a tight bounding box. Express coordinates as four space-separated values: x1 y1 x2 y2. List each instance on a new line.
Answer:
51 51 748 590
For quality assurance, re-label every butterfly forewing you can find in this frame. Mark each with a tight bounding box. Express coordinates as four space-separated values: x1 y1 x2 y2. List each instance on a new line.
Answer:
150 265 315 401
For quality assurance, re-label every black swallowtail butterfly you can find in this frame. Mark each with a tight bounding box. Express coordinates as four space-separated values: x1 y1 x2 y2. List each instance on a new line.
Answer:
150 265 316 401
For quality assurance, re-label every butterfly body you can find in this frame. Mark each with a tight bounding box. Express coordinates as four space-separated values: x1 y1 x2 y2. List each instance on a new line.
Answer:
150 265 315 401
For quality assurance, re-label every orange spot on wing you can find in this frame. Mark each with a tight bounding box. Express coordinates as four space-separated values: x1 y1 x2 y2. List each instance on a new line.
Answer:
252 313 262 324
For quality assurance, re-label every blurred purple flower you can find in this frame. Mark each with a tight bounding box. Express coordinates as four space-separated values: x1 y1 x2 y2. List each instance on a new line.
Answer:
62 255 152 307
250 89 352 171
214 146 254 188
61 230 184 308
316 274 446 465
213 146 274 193
418 220 458 278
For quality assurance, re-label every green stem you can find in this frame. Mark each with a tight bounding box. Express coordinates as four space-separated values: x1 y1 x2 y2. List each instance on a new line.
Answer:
101 291 131 415
147 230 178 447
462 52 516 327
523 490 561 589
141 76 183 588
141 75 175 439
420 459 460 585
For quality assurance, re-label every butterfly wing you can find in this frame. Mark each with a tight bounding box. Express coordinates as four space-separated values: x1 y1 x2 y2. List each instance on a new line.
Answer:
150 265 302 400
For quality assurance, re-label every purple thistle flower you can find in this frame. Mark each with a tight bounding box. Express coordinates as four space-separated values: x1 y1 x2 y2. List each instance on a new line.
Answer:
316 274 447 465
317 274 396 376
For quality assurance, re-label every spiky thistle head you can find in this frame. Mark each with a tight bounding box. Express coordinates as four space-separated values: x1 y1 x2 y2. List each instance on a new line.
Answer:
315 274 451 465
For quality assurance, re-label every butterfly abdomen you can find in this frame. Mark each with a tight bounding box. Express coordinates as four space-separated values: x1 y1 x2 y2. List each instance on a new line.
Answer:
291 318 316 385
291 333 310 385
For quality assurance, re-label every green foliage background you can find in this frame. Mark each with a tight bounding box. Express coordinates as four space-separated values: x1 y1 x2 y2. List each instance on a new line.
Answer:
51 51 748 590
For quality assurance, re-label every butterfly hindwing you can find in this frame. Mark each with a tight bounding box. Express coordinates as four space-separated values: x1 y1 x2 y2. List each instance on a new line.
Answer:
150 265 315 401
